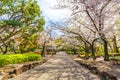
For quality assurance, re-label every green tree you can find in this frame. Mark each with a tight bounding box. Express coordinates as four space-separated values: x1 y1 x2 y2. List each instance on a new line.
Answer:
0 0 45 54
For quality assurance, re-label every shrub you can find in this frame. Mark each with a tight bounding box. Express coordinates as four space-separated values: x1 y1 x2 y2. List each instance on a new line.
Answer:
110 56 120 61
95 53 104 57
0 53 41 66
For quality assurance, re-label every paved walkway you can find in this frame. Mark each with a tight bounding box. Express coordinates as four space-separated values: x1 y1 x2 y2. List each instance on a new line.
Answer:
10 52 101 80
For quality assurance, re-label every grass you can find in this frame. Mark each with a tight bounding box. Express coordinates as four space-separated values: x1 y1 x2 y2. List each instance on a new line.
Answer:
0 53 41 66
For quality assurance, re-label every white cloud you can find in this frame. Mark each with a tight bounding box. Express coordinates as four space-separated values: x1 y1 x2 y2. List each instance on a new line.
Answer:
37 0 71 21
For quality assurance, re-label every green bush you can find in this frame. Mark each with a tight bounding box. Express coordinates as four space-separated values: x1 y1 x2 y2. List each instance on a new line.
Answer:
110 56 120 61
66 51 74 54
0 53 41 66
95 53 104 57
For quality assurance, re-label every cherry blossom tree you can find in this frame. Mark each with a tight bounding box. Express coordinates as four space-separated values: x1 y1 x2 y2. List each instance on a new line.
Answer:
56 0 120 60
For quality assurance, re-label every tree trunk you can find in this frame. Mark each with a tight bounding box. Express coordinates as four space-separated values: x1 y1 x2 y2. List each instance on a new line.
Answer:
102 38 109 61
0 46 4 53
3 49 7 54
41 42 46 57
113 35 119 53
84 42 89 59
13 47 17 54
73 49 77 54
90 45 96 60
108 42 114 53
0 45 8 54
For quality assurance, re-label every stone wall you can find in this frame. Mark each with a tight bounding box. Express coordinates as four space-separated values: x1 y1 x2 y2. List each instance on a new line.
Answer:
0 59 47 80
74 59 120 80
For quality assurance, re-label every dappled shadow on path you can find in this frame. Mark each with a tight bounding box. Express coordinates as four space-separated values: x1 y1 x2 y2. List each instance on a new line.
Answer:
10 52 101 80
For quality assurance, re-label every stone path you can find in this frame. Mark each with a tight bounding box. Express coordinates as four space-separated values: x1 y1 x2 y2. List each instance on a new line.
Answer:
10 52 101 80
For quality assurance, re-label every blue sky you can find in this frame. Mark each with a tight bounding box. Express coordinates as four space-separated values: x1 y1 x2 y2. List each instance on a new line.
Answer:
37 0 71 37
37 0 71 23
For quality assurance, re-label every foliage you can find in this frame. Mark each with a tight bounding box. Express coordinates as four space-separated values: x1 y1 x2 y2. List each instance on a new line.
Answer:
110 56 120 61
56 0 120 60
63 47 77 54
66 51 74 54
0 0 45 54
19 33 39 52
95 53 104 57
3 20 23 27
0 53 41 66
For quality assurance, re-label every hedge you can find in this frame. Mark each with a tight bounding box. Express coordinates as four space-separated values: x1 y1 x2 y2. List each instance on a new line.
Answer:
110 56 120 61
0 53 41 66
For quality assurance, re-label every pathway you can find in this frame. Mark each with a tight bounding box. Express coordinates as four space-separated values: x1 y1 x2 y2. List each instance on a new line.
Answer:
10 52 101 80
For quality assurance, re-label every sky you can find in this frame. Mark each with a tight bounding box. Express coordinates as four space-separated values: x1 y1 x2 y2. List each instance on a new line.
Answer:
37 0 71 37
37 0 71 23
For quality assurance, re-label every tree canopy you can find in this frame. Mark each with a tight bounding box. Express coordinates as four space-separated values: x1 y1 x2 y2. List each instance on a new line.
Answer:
0 0 45 54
